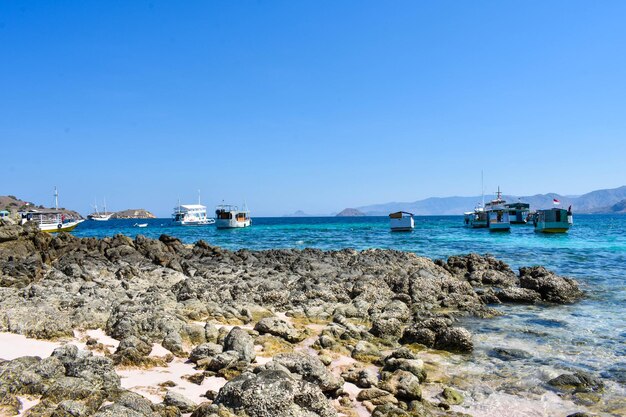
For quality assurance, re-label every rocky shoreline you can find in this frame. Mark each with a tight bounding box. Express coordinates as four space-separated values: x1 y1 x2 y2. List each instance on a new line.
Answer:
0 221 598 417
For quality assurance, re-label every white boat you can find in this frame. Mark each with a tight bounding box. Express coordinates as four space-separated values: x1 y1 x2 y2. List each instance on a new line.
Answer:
484 187 510 232
463 206 488 228
88 199 113 221
19 187 84 233
134 223 148 228
215 204 251 229
389 211 414 231
533 206 573 233
172 191 215 226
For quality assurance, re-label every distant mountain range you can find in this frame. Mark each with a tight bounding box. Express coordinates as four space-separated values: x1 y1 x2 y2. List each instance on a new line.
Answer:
352 186 626 215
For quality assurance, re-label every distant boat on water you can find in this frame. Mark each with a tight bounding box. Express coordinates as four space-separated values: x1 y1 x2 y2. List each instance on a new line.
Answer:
485 187 511 232
389 211 414 231
134 223 148 228
88 198 113 221
533 203 573 233
464 206 488 228
505 201 530 224
19 187 83 233
215 203 251 229
172 190 215 226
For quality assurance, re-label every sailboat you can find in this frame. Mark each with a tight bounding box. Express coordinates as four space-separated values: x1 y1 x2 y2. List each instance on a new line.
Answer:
88 198 113 221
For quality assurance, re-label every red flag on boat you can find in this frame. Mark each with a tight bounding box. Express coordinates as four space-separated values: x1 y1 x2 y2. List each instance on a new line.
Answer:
553 198 561 205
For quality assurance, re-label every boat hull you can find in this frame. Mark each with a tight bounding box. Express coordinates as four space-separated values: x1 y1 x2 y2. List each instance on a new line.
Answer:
174 219 215 226
489 225 511 232
534 222 570 233
40 220 83 233
390 216 414 232
216 219 251 229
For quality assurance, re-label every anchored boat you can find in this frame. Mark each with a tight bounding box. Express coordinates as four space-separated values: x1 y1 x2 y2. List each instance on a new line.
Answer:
464 206 488 228
19 187 84 233
485 187 510 232
505 201 530 224
215 204 251 229
389 211 414 231
172 191 215 225
88 199 113 221
533 206 573 233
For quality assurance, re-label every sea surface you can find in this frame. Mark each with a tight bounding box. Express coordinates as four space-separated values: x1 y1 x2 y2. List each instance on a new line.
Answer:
73 215 626 415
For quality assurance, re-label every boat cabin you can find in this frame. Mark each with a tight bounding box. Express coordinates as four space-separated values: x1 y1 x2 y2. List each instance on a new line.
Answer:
172 204 212 225
464 208 488 228
216 204 251 229
389 211 414 231
505 202 530 224
533 207 573 233
0 210 9 220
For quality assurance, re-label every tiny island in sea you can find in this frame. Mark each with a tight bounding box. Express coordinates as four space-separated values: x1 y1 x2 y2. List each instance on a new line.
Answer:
1 186 625 417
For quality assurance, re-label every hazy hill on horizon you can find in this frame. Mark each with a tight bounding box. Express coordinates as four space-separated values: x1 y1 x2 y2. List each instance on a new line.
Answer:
354 186 626 216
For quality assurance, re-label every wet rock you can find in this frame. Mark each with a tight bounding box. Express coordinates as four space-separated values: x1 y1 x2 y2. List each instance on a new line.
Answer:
519 266 583 303
548 371 605 393
434 327 473 353
441 387 463 405
163 390 197 413
495 287 542 303
489 347 532 361
379 370 422 401
215 370 337 417
400 327 436 347
254 317 305 343
382 356 426 383
223 327 255 362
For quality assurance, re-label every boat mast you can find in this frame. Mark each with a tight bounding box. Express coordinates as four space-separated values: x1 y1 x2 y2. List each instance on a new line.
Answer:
198 189 201 205
54 186 59 210
481 170 484 208
103 198 107 215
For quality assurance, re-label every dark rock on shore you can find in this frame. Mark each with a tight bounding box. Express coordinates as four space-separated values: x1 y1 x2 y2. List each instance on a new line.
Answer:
519 266 584 303
548 371 605 393
215 370 337 417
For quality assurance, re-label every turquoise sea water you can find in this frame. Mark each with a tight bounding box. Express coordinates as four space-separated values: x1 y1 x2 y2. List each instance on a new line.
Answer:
73 215 626 411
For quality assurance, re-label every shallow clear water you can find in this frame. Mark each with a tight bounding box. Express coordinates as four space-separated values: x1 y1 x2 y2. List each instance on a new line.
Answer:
73 215 626 413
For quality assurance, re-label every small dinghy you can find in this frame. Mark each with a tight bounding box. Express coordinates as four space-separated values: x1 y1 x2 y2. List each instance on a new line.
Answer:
134 223 148 228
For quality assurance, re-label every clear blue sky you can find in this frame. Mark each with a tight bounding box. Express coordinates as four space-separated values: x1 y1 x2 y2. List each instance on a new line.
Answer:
1 1 625 216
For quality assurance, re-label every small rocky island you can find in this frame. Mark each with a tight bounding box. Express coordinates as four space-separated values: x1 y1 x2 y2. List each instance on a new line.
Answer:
336 208 366 217
111 209 156 219
0 221 595 417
